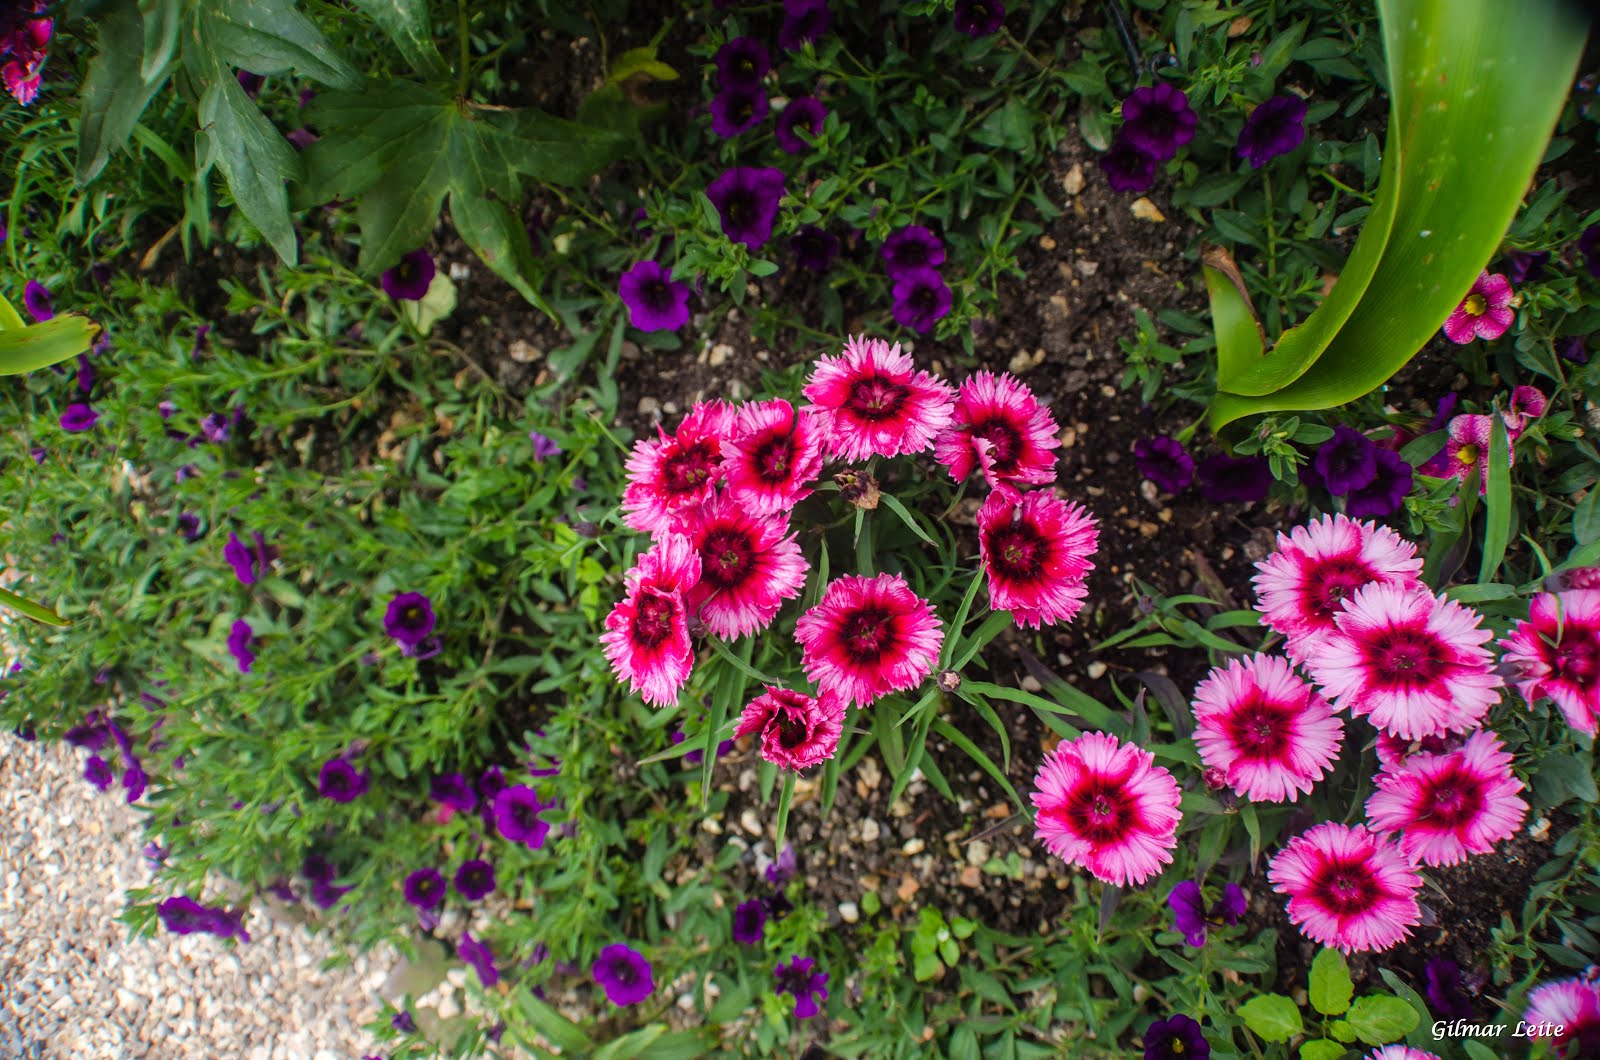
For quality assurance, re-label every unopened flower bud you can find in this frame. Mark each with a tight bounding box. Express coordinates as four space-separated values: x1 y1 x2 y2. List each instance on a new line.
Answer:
834 469 880 510
1202 767 1228 791
572 520 602 538
936 670 961 692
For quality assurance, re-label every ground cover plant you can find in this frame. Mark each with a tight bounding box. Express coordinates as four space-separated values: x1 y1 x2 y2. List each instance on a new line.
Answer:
4 0 1600 1058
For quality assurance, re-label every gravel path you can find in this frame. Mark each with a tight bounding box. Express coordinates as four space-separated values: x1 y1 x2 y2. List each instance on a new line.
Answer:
1 736 385 1060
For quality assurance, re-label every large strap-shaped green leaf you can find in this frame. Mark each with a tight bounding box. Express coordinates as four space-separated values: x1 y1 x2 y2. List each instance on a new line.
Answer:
0 314 102 376
1208 0 1588 434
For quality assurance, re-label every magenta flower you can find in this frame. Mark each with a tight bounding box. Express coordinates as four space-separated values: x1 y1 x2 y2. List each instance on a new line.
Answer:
1237 95 1308 168
720 399 825 515
774 955 829 1018
801 335 954 461
593 943 654 1006
976 486 1098 628
890 266 953 333
383 592 436 648
1442 271 1514 344
226 620 255 674
403 868 447 911
493 784 551 848
710 86 768 138
1365 731 1527 867
778 0 832 50
776 96 826 154
1196 453 1272 504
1522 977 1600 1057
734 687 845 771
381 250 435 301
1133 437 1194 494
1192 654 1343 803
601 534 702 707
23 279 52 321
620 400 735 534
318 758 369 803
706 166 786 249
454 859 496 900
1500 589 1600 736
1313 425 1378 496
1442 413 1509 495
1344 449 1414 519
679 496 807 640
1031 731 1182 886
458 933 499 987
1 14 51 105
1268 822 1421 954
619 260 691 333
880 225 946 279
60 403 98 432
1121 83 1198 162
935 371 1061 488
953 0 1005 36
1099 138 1158 193
795 573 943 708
714 37 770 90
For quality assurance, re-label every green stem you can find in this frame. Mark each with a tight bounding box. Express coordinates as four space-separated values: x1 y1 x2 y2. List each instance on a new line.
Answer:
456 0 471 98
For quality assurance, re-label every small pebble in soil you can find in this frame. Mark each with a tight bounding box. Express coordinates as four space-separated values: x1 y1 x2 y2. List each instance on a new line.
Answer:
1087 662 1108 679
838 902 859 924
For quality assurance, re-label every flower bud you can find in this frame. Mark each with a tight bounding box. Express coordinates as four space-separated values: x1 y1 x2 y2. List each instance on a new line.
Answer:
834 469 880 509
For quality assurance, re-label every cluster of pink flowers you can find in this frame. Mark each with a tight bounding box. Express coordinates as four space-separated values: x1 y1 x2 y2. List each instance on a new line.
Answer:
602 335 1098 774
1426 383 1546 495
0 2 51 105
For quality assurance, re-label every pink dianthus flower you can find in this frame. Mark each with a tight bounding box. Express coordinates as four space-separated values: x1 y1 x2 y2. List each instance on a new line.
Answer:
802 335 954 461
1364 730 1527 866
621 401 737 537
1191 654 1344 803
676 496 807 639
600 535 701 707
720 399 825 516
1500 590 1600 736
1522 976 1600 1058
976 486 1098 628
933 371 1060 488
795 573 942 707
1268 822 1422 953
734 687 845 771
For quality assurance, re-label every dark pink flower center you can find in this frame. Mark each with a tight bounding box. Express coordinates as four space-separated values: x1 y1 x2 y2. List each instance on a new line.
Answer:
1060 781 1138 844
839 605 897 662
1222 696 1297 760
1418 768 1485 828
987 521 1048 582
774 708 810 748
1361 626 1445 687
662 441 718 495
700 527 755 589
844 374 910 421
633 592 679 648
1310 861 1381 915
970 417 1022 470
1553 635 1599 685
751 432 795 483
1304 557 1374 621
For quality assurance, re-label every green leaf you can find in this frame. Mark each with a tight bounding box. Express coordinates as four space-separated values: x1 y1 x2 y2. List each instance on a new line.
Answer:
1309 948 1354 1016
1328 1019 1356 1043
1206 0 1588 433
1479 411 1511 583
1573 487 1600 546
1239 994 1304 1043
1462 1040 1504 1060
1299 1041 1347 1060
514 988 592 1053
1344 995 1419 1045
0 314 101 375
592 1023 666 1060
879 493 937 547
203 0 361 89
140 0 182 83
346 0 447 79
197 73 304 265
605 46 678 86
76 1 174 184
0 584 69 626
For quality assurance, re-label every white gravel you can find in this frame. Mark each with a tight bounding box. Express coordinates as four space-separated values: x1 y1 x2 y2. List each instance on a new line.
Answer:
1 736 386 1059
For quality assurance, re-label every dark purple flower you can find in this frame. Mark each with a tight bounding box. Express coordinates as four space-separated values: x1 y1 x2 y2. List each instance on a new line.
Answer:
710 86 768 138
178 513 202 541
143 842 169 869
593 943 654 1006
28 447 44 464
790 226 839 272
391 1011 417 1034
459 933 499 987
881 225 946 279
714 37 770 90
310 880 350 909
732 899 767 944
1196 453 1272 504
60 403 98 432
1430 392 1460 432
1099 137 1159 193
199 411 233 444
266 878 296 902
192 324 211 359
478 765 506 802
76 355 93 395
1578 224 1600 279
529 431 561 461
23 279 52 321
1503 249 1550 285
430 773 477 812
1144 1014 1210 1059
890 266 952 334
1168 881 1208 947
766 844 798 887
285 127 317 150
236 70 264 98
383 592 436 648
317 758 369 803
121 761 147 804
1210 883 1246 925
493 784 550 848
1424 957 1476 1020
774 956 828 1018
403 868 446 911
1133 437 1194 494
1121 83 1197 162
223 531 277 586
1237 95 1308 168
619 260 691 332
1312 425 1378 496
454 859 496 901
776 97 826 154
953 0 1005 36
84 755 114 791
157 896 250 941
1560 334 1589 364
1344 448 1414 519
302 854 336 882
778 0 832 51
226 620 255 674
706 167 786 250
381 249 435 301
64 716 109 751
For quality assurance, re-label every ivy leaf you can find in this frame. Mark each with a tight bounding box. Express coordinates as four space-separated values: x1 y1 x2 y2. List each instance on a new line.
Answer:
346 0 447 79
76 0 174 185
202 0 360 89
1309 948 1354 1016
1239 995 1304 1043
197 73 304 265
1345 995 1420 1046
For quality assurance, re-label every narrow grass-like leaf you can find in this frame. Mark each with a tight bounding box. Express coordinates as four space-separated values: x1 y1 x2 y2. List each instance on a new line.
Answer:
932 718 1022 810
1479 412 1512 583
0 585 69 626
879 492 938 547
938 571 986 669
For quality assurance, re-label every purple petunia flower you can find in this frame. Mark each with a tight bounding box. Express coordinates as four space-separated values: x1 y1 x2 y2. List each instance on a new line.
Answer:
223 531 277 586
619 260 691 332
890 266 952 334
1168 881 1208 947
478 765 506 802
285 127 317 150
60 403 98 432
318 758 369 803
732 899 767 944
706 167 786 250
383 592 436 649
192 323 211 359
84 755 114 791
529 431 561 461
226 620 255 674
1211 883 1246 926
1237 95 1309 169
1343 448 1413 519
790 225 839 272
236 70 264 98
593 943 654 1006
459 933 499 987
493 784 551 849
454 859 496 901
76 355 94 396
778 0 832 51
392 1011 417 1034
177 513 202 541
1312 425 1378 496
1099 137 1158 193
381 250 435 301
714 37 770 90
774 955 829 1018
1503 249 1550 285
403 868 446 911
1560 334 1589 365
157 896 250 942
765 844 799 887
1424 957 1476 1019
1143 1014 1210 1059
953 0 1005 36
1196 453 1272 504
1578 224 1600 279
23 279 52 321
880 224 946 280
64 714 109 751
710 85 767 138
776 97 826 154
1121 83 1198 162
429 772 477 813
1133 437 1194 494
121 760 148 804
